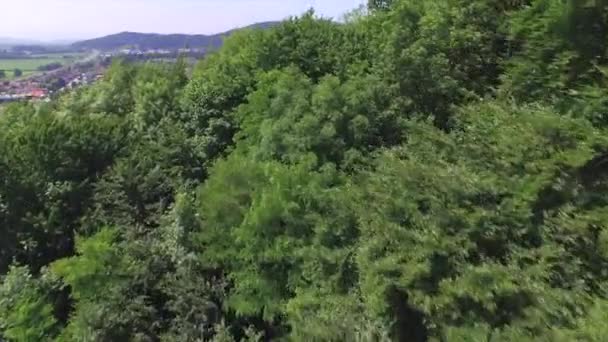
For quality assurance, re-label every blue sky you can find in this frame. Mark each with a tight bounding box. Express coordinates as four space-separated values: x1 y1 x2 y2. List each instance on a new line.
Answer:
1 0 365 41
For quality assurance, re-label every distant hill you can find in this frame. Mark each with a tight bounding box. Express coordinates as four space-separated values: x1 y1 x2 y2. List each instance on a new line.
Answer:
0 37 44 48
71 22 279 51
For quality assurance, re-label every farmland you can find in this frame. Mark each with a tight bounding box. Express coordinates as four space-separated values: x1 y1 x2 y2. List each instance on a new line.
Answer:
0 52 86 79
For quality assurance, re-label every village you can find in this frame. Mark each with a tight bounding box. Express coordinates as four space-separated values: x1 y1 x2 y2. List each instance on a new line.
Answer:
0 57 107 103
0 70 105 103
0 47 205 104
1 47 205 104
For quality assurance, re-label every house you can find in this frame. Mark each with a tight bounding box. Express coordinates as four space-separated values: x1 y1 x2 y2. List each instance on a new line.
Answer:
29 88 48 98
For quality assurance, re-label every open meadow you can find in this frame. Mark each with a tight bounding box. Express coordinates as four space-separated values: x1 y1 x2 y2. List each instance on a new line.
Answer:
0 52 86 79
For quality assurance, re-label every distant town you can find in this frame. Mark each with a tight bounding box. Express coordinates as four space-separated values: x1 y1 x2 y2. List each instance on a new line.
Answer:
0 47 208 104
0 52 102 103
3 26 281 104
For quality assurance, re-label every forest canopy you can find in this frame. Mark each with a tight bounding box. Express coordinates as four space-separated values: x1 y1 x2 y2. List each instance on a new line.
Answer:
2 0 608 341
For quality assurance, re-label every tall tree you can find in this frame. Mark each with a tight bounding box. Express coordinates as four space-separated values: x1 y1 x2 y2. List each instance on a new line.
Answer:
368 0 393 11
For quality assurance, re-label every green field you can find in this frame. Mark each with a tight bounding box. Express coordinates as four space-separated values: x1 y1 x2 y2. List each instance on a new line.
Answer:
30 52 86 59
0 53 86 79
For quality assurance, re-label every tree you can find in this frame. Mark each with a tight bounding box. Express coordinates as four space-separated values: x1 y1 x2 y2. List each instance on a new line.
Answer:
85 120 204 234
195 153 360 338
368 0 393 11
180 12 366 166
132 60 187 130
46 77 66 92
0 266 59 342
235 67 404 169
501 0 608 125
0 112 128 273
365 0 518 129
94 59 137 115
0 70 5 79
13 68 22 77
355 101 608 339
51 228 151 341
37 62 63 72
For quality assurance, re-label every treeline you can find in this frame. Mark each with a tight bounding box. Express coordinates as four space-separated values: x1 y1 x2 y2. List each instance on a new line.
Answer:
2 0 608 341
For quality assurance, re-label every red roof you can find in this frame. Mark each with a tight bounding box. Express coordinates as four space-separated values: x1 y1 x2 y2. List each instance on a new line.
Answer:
30 88 47 98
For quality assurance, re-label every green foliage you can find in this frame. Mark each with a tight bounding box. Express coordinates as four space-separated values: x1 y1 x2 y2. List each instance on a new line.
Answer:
0 266 58 342
51 228 155 341
132 60 187 129
52 228 131 302
356 102 608 339
0 112 128 273
263 11 356 81
180 28 267 164
3 1 608 340
94 59 137 115
502 0 608 125
85 120 204 233
180 12 371 166
236 67 404 169
368 0 394 11
156 193 226 342
196 154 358 336
368 0 515 128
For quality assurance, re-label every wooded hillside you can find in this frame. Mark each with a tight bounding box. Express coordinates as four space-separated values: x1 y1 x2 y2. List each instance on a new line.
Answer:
71 22 279 50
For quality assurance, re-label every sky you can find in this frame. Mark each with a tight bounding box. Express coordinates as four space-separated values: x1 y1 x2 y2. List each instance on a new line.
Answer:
0 0 365 41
